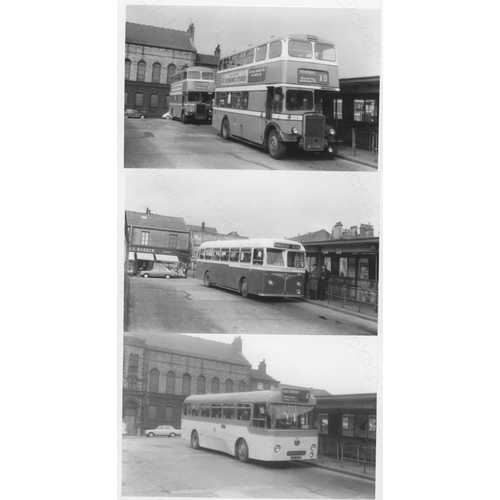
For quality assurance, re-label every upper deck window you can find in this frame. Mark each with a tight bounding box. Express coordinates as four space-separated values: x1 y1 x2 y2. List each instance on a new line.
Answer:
256 44 267 61
269 40 282 59
288 40 313 59
236 52 245 66
202 72 214 80
188 71 201 79
314 43 337 62
244 49 255 64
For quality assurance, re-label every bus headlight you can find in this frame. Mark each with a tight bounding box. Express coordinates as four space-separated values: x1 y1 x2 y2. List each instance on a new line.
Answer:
296 280 302 286
328 128 336 136
291 127 298 135
274 445 281 453
310 452 314 458
311 444 317 452
268 279 274 286
296 289 301 294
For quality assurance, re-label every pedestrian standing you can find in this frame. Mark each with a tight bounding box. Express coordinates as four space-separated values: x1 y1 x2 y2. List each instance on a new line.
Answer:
308 264 321 300
319 264 331 301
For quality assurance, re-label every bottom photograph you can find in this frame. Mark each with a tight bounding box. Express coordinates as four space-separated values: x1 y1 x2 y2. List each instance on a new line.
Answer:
120 333 379 499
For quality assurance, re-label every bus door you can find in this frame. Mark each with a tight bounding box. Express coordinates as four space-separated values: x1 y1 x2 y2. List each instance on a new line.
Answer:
256 86 274 145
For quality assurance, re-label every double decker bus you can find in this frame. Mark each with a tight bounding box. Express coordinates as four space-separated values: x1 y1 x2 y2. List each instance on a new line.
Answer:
169 66 215 123
195 238 306 298
213 34 342 159
181 387 318 463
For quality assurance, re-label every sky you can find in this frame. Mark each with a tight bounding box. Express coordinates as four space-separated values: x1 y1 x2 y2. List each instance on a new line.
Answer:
124 2 382 79
185 334 380 395
124 170 381 238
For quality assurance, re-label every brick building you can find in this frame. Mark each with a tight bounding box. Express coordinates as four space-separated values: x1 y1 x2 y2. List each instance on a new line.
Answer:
123 334 276 434
124 22 220 117
125 210 190 275
250 360 280 391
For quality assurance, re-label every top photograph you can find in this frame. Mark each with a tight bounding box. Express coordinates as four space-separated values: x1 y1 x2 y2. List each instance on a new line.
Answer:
122 5 381 170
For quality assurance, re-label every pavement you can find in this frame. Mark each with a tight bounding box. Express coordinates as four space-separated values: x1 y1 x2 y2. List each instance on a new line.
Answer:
301 294 378 323
336 144 378 169
306 454 376 481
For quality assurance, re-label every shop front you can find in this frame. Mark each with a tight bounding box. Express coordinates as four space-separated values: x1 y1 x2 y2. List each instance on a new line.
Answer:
128 245 189 276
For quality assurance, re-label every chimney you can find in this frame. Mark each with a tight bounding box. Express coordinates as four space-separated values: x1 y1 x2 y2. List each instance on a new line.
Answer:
232 336 242 353
332 221 343 239
367 224 374 238
258 359 266 374
214 44 221 59
201 221 205 232
350 225 358 238
359 224 367 238
187 23 195 42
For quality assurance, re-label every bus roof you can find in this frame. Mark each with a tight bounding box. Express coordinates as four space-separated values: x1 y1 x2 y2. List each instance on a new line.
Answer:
199 238 306 250
184 387 317 405
174 66 215 74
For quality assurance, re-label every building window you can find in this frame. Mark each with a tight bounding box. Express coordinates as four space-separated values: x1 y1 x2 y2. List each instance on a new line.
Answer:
334 99 342 119
182 374 191 395
169 234 178 249
354 99 377 123
166 371 176 394
225 379 233 393
238 381 246 392
167 64 176 83
148 405 157 421
263 382 271 390
124 91 128 109
318 413 329 434
152 63 161 83
125 59 131 80
250 380 257 391
342 414 355 437
150 94 159 108
140 231 150 245
149 369 159 392
212 377 220 394
128 376 137 389
197 375 206 394
165 406 174 422
134 93 144 108
137 61 146 81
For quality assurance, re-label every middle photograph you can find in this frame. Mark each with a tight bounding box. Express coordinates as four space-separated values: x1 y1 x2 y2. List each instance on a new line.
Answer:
123 170 379 336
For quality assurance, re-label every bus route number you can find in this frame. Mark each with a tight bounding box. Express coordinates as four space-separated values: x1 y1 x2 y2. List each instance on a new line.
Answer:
298 69 329 85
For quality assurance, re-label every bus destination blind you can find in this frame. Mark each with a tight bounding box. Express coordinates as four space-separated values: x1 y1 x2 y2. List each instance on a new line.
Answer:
297 69 329 85
282 389 310 402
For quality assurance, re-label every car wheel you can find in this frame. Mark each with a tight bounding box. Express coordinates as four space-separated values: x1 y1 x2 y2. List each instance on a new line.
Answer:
140 115 145 119
221 118 230 140
240 278 249 298
268 129 287 160
147 432 154 437
165 274 171 279
236 439 249 463
204 272 211 287
169 433 176 437
191 430 200 449
143 273 149 278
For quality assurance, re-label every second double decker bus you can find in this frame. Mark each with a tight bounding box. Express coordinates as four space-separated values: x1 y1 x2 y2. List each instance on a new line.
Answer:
169 66 215 123
213 34 343 159
195 238 306 298
181 387 318 463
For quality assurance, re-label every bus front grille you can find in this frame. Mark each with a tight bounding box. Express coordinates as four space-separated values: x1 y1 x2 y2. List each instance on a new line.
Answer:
303 115 325 150
286 450 306 456
195 104 207 119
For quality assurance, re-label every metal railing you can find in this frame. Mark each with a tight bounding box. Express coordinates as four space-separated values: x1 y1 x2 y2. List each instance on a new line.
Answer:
327 282 378 313
318 438 376 474
352 129 378 161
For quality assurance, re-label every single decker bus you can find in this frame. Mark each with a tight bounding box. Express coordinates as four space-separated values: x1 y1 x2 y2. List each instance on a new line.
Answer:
213 33 342 159
195 238 306 298
169 66 215 123
181 387 318 463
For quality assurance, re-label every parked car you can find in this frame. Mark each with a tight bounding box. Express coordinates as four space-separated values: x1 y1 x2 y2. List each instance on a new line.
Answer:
161 112 172 119
125 108 147 119
140 267 181 279
145 425 181 437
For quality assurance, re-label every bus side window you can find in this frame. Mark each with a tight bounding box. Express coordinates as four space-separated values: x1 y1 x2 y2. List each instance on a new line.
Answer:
223 404 235 419
236 404 251 420
253 249 264 265
213 249 221 261
205 248 213 260
230 248 240 262
252 404 267 428
241 248 251 263
255 44 267 61
199 248 205 260
221 248 229 261
273 88 283 113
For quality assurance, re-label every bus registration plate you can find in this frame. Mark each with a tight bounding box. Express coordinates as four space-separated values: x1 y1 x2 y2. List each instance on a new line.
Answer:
289 455 302 460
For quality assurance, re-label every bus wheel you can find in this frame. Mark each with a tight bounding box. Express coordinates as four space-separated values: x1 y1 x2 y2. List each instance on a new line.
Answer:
236 439 249 463
221 118 230 140
181 111 187 124
204 272 211 287
240 278 249 298
191 430 200 450
322 145 339 159
268 129 287 160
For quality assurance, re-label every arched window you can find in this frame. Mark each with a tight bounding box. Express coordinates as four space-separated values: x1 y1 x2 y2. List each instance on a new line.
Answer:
197 375 206 394
134 93 144 107
125 59 131 80
137 61 146 81
124 91 128 109
225 379 233 393
238 381 246 392
212 377 220 394
182 374 191 395
166 371 176 394
149 369 160 392
167 64 176 83
150 94 159 108
152 63 161 83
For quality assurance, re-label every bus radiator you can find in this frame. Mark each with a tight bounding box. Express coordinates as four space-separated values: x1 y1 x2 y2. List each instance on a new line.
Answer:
303 115 325 150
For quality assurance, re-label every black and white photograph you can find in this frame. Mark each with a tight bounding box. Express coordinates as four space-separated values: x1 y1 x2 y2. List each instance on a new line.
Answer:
123 170 380 335
121 333 378 498
121 3 380 170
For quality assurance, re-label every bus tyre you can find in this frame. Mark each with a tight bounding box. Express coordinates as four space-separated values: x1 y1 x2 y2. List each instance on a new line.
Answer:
240 278 249 298
181 111 187 124
268 129 287 160
221 118 230 140
191 430 200 450
236 439 249 463
165 274 171 279
322 145 338 159
204 272 211 287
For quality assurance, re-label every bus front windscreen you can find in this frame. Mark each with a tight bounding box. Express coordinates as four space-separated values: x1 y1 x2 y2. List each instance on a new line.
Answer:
286 90 314 111
269 404 315 430
187 92 213 103
266 249 285 266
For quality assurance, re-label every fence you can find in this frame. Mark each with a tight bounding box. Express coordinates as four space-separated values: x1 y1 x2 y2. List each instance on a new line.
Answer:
318 438 376 474
352 128 378 161
327 282 378 313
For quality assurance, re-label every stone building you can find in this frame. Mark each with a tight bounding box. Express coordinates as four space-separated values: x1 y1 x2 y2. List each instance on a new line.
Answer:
123 334 280 434
250 360 280 391
125 209 190 275
124 22 220 117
